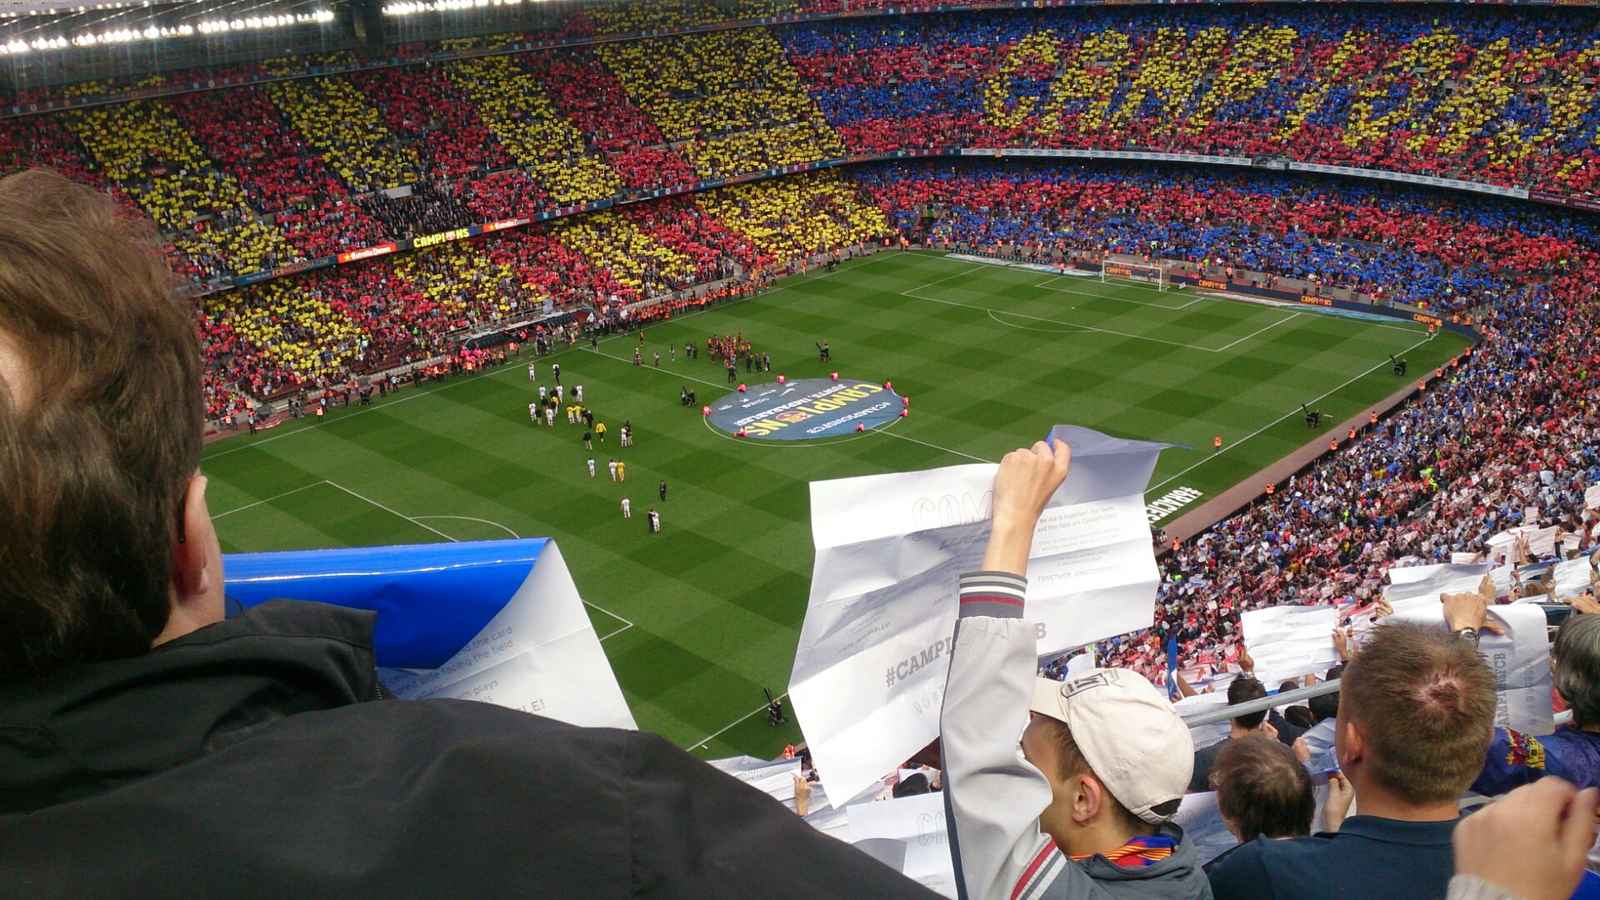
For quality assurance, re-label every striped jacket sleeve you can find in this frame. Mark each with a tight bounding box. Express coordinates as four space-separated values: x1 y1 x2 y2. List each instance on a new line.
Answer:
940 571 1067 900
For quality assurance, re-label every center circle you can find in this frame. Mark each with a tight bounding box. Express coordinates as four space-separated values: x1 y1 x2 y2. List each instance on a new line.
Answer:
708 378 903 441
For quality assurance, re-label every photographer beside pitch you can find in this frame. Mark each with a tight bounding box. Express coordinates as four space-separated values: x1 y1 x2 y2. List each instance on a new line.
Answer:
941 438 1211 900
0 171 937 899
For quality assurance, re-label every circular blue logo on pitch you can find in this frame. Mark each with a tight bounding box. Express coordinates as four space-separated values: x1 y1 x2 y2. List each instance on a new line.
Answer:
709 378 901 441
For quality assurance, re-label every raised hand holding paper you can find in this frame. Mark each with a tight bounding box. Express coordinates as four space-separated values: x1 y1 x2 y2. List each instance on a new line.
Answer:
1385 562 1553 735
790 426 1170 804
1240 604 1340 686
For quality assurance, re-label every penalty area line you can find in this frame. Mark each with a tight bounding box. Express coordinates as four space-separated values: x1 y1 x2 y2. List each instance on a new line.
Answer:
691 691 790 752
877 428 995 464
1146 330 1437 494
325 480 639 640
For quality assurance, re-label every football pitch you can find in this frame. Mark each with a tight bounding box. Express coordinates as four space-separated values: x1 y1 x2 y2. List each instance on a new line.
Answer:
202 250 1470 758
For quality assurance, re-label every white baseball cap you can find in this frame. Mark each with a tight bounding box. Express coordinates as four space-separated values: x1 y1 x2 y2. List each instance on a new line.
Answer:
1029 668 1195 824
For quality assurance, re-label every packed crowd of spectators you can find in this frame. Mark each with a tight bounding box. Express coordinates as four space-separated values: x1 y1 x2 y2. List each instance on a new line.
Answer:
444 55 623 206
262 76 423 195
197 219 635 415
781 6 1600 201
521 47 699 192
7 4 1598 292
350 65 515 183
1100 257 1599 681
858 160 1582 311
697 170 890 262
597 28 845 181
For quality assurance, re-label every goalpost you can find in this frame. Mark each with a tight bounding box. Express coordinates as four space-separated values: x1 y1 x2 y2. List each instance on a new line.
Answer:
1100 259 1168 292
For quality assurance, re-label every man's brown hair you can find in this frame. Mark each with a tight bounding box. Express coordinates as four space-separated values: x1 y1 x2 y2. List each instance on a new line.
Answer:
0 169 202 679
1211 734 1314 839
1341 622 1496 805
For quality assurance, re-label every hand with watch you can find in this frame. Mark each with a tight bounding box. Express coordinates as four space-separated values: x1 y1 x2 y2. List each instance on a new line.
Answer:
1441 575 1504 647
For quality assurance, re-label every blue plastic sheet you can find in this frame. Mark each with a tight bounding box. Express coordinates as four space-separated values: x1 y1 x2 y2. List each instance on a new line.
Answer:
223 539 548 669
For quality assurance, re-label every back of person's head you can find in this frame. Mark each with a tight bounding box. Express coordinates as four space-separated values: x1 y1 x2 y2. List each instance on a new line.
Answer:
1309 663 1344 722
1340 622 1495 805
0 170 202 680
1552 613 1600 729
1211 734 1314 841
1025 669 1193 849
1228 675 1268 729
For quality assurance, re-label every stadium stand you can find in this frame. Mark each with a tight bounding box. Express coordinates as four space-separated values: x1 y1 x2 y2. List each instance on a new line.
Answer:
262 76 423 195
597 28 846 181
551 210 699 302
445 55 623 205
696 169 891 264
4 4 1597 292
521 48 699 192
857 161 1576 311
349 65 516 183
780 7 1600 201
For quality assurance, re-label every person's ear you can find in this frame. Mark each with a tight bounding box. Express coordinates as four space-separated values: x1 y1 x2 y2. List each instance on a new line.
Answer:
165 473 224 638
172 475 211 597
1337 718 1364 772
1071 774 1105 825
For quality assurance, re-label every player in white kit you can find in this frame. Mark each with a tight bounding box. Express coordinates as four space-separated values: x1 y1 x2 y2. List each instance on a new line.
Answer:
620 497 632 519
574 384 584 402
538 384 547 402
586 458 596 478
527 362 537 381
608 459 618 481
528 402 538 424
544 406 556 427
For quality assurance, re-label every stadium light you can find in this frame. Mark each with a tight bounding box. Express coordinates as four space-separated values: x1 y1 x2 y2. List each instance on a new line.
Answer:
0 8 333 54
383 0 524 16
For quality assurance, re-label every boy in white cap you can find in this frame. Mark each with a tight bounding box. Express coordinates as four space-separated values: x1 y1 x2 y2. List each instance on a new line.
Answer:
940 438 1208 900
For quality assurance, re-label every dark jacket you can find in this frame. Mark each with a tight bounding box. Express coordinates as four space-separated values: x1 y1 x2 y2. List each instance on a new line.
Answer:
1205 815 1456 900
0 601 936 899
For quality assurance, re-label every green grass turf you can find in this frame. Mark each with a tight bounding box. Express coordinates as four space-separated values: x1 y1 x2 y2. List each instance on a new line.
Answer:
201 250 1470 758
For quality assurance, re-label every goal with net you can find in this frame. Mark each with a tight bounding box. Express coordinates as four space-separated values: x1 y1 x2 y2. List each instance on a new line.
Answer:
1100 260 1167 291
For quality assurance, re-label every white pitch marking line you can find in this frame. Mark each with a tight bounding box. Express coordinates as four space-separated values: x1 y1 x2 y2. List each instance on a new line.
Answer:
585 598 633 640
412 514 519 539
324 479 460 543
586 599 636 629
879 428 995 464
692 690 789 751
900 287 1217 352
1146 330 1437 494
326 480 639 636
211 480 330 519
584 346 727 389
1211 312 1304 352
987 308 1088 333
1032 277 1204 311
901 262 992 294
587 599 636 642
753 250 900 300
